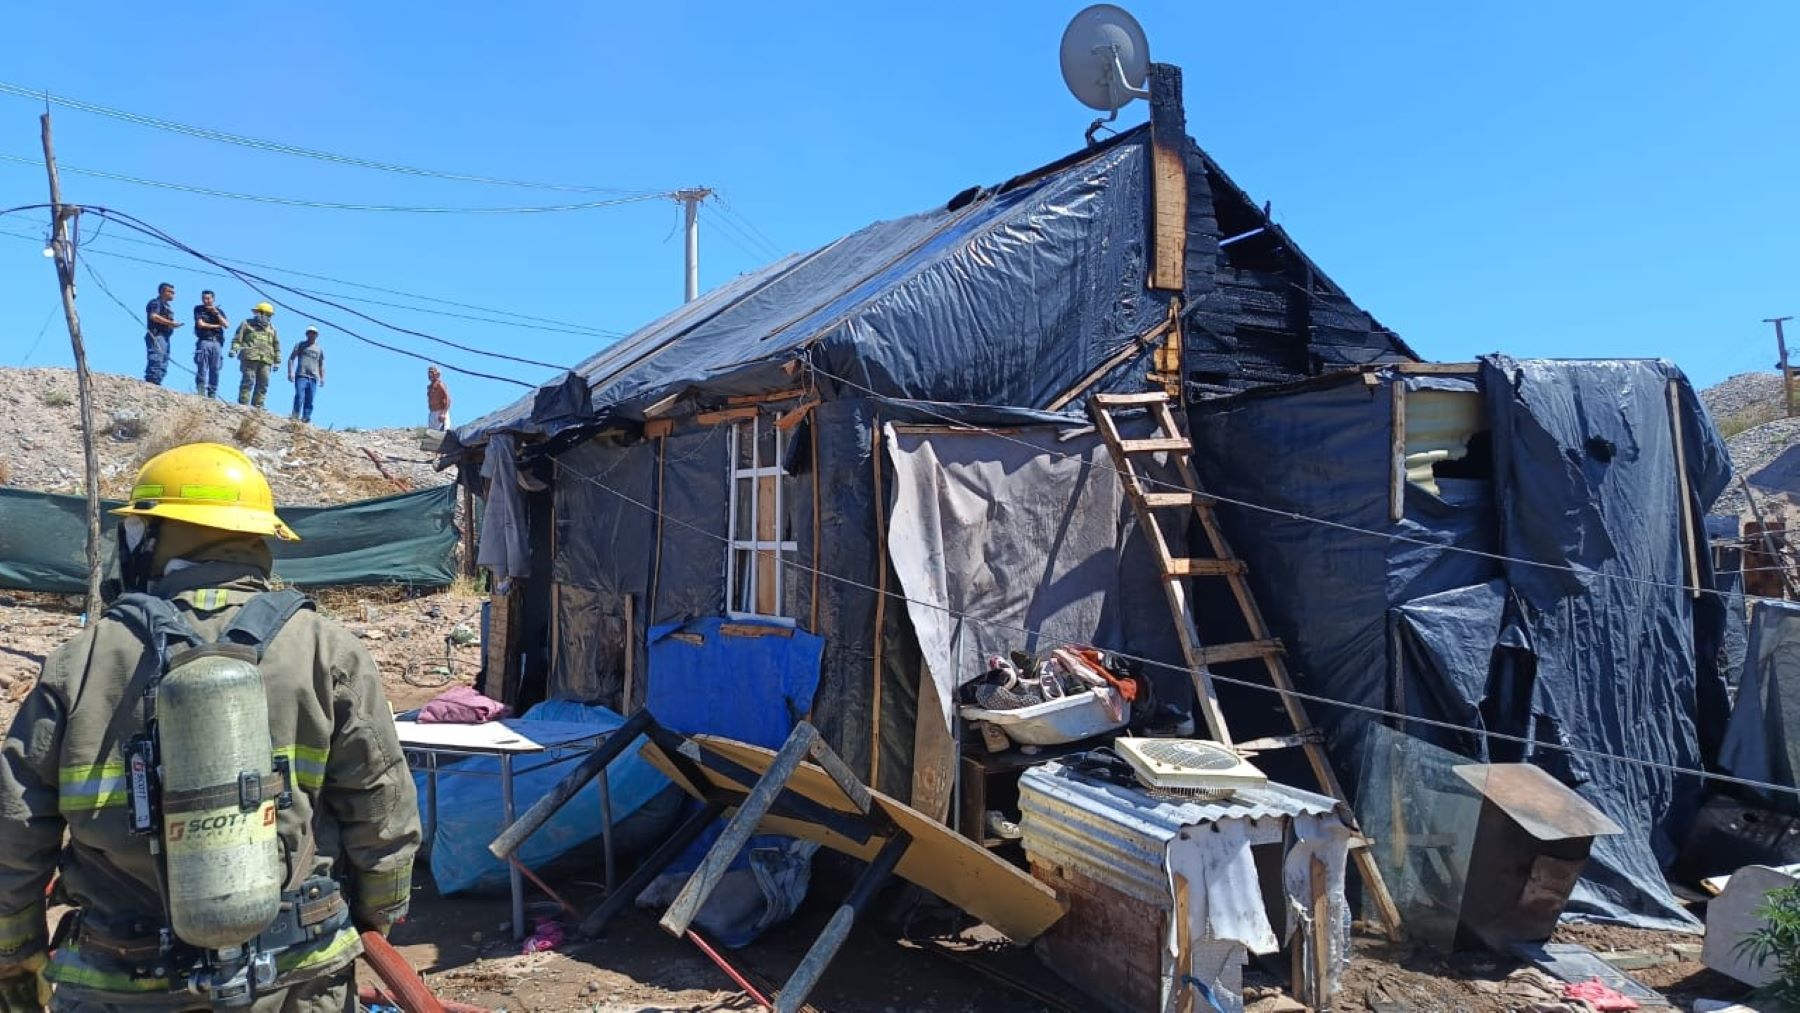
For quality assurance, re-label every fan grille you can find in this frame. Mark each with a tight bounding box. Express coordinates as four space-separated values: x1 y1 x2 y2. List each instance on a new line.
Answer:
1135 739 1242 771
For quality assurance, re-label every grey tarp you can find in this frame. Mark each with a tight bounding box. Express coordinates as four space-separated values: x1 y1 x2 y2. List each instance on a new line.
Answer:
1718 601 1800 812
882 421 1187 820
1189 356 1732 930
0 484 459 592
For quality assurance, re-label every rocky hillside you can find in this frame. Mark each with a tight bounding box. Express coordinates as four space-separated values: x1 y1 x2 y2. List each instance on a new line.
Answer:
0 366 450 504
1701 371 1796 517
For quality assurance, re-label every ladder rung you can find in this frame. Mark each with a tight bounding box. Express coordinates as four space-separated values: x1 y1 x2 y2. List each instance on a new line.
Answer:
1141 491 1211 508
1117 437 1191 453
1196 639 1284 665
1092 392 1172 406
1163 559 1247 578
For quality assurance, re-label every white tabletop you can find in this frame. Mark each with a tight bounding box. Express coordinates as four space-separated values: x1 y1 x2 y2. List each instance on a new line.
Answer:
395 718 613 755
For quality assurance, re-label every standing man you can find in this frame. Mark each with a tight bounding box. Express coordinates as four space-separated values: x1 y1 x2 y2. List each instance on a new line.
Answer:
142 282 182 386
426 366 452 430
191 290 229 399
0 442 419 1012
229 302 281 410
286 326 326 424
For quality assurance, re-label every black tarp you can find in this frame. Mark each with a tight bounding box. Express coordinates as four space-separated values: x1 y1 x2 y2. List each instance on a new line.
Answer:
0 485 460 592
1189 356 1732 930
450 124 1412 456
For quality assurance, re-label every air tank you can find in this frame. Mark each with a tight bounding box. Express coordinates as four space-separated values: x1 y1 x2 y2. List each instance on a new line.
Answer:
157 644 283 950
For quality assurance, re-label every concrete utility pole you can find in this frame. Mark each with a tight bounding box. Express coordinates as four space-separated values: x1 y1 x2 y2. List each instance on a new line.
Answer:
39 112 104 618
674 187 712 303
1769 316 1796 418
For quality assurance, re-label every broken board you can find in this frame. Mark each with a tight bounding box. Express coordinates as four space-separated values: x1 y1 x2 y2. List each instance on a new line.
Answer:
641 734 1065 943
1509 941 1668 1006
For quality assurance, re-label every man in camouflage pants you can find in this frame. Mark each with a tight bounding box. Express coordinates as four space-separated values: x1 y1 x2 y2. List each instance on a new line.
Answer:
230 303 282 410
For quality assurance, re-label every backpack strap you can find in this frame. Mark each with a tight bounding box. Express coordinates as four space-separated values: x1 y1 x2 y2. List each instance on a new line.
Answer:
102 592 204 668
221 589 315 662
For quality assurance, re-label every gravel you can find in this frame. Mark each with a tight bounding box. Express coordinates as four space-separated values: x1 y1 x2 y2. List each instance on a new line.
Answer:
0 366 451 504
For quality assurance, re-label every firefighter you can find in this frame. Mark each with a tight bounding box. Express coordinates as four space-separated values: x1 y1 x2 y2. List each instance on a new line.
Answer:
0 442 420 1012
229 304 281 410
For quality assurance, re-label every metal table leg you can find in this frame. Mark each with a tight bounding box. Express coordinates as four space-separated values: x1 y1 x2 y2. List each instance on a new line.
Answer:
502 753 524 941
600 765 616 894
424 751 439 861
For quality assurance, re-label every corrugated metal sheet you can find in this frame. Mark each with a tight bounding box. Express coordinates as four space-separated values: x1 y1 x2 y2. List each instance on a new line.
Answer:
1018 761 1339 908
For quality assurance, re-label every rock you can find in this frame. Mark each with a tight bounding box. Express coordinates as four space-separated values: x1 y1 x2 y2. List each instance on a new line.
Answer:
584 982 600 995
1596 948 1672 971
358 629 387 641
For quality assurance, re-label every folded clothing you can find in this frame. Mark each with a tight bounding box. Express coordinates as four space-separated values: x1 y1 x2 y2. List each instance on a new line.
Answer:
417 686 511 724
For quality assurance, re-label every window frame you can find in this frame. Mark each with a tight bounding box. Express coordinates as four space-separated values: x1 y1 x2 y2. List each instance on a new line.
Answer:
724 415 798 622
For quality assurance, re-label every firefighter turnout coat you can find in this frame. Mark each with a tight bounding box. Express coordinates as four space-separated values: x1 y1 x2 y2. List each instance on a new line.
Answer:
0 561 419 1000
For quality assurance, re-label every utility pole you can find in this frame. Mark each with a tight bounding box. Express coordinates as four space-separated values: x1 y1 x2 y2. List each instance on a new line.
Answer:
40 112 104 618
1769 316 1796 418
674 187 712 303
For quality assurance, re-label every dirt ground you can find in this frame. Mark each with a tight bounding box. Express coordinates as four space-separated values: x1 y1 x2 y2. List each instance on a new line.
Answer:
0 588 1765 1011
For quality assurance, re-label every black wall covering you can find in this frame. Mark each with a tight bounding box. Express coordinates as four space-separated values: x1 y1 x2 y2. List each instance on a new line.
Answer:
1189 357 1733 930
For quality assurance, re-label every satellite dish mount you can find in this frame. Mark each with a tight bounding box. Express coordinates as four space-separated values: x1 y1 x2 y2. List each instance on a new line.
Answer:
1059 4 1152 144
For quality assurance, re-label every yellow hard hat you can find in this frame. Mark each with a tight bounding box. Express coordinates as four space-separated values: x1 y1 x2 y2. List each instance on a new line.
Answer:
112 442 299 541
254 302 276 315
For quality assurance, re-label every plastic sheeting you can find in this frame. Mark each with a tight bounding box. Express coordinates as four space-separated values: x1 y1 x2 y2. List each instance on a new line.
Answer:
883 421 1187 819
0 484 459 593
419 700 669 895
451 125 1412 454
1719 601 1800 812
1189 357 1732 930
643 616 825 947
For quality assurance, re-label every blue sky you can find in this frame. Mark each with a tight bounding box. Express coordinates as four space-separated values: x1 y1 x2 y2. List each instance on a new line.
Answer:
1 2 1794 429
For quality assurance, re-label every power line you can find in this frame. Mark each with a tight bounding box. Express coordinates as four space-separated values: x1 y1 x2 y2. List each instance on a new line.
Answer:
0 81 656 194
710 196 783 259
547 450 1800 801
81 208 538 387
0 222 628 339
88 208 572 373
79 258 197 379
0 153 667 215
806 360 1783 611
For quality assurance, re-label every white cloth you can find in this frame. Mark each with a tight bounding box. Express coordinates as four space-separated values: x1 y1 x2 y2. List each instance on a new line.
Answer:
429 409 452 430
1164 819 1270 1013
1283 813 1353 994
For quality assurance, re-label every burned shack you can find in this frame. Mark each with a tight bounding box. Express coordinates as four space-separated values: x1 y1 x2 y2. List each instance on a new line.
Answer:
444 68 1412 818
445 67 1736 936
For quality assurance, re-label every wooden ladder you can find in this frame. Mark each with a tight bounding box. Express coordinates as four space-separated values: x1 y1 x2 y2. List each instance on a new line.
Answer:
1089 391 1403 939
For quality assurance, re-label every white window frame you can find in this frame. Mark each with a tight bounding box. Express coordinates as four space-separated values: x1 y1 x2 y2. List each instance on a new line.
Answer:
725 415 798 621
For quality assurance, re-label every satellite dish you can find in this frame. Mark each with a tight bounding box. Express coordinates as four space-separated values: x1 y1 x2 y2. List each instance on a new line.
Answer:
1060 4 1151 113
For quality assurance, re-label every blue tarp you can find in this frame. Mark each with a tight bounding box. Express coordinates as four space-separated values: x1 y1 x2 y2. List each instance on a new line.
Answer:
420 700 668 895
1190 356 1733 930
641 617 825 947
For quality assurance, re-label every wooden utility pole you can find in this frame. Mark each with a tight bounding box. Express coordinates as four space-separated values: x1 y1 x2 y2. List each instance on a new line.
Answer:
40 112 104 617
1769 316 1796 418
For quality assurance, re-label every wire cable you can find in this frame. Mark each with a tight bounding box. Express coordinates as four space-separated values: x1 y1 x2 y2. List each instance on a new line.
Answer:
87 208 570 374
80 258 198 378
547 450 1800 800
806 359 1794 611
0 81 657 194
78 208 537 387
0 153 667 215
0 223 628 340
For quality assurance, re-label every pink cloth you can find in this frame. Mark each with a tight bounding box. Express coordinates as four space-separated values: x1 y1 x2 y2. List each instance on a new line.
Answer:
1562 979 1637 1011
520 918 564 954
417 686 511 724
